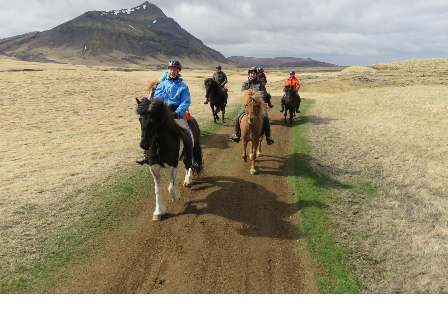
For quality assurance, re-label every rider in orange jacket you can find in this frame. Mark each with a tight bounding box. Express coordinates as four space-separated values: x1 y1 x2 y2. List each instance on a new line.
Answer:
280 70 301 114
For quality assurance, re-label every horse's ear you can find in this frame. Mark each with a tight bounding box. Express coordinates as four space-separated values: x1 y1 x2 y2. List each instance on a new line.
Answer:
136 98 141 105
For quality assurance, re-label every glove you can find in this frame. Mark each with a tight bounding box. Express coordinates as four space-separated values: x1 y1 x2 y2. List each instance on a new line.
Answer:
172 112 178 119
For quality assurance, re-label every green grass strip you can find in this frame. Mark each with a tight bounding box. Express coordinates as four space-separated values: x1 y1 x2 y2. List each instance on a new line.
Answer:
287 99 361 294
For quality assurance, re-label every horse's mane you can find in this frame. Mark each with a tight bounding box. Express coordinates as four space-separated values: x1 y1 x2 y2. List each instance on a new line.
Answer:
136 98 188 143
148 80 161 93
242 90 263 119
204 78 221 92
283 85 297 105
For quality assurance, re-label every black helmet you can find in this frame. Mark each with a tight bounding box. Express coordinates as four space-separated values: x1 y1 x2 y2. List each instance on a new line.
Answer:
248 66 257 74
257 67 264 73
216 65 222 70
289 70 295 75
168 59 182 70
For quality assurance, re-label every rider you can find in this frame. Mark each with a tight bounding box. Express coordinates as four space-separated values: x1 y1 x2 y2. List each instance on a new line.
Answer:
229 67 275 146
150 59 199 170
280 70 301 114
257 67 267 84
257 67 274 108
204 65 228 106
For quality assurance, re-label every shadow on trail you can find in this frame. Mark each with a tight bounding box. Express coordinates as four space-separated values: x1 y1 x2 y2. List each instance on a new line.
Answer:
183 176 299 240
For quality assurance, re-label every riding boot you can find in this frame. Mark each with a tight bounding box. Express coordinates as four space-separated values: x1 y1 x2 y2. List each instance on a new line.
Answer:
263 116 275 145
279 96 285 112
296 96 301 113
204 98 208 104
222 88 227 107
185 139 200 170
229 116 241 143
267 93 274 108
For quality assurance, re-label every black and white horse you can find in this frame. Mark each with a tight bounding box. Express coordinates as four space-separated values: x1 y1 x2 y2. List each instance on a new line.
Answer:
136 97 203 220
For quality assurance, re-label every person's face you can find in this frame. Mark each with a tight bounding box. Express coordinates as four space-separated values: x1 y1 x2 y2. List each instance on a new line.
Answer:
169 68 179 78
216 69 221 73
249 71 257 80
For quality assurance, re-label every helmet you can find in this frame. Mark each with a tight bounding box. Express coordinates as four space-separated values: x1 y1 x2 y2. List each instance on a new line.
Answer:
289 70 295 75
257 67 264 73
168 59 182 70
216 65 222 70
248 66 257 74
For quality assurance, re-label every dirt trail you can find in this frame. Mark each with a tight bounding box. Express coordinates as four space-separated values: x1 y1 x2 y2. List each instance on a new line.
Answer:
58 108 316 294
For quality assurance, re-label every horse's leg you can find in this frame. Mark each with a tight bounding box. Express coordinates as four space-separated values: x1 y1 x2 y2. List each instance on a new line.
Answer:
211 104 216 123
257 135 263 157
150 164 166 221
250 137 258 175
284 109 287 126
183 167 193 188
168 166 181 202
222 106 225 123
290 109 293 126
242 138 247 162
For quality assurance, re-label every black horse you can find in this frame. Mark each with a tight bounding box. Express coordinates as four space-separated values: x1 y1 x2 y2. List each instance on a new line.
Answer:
204 78 226 123
136 97 203 221
283 85 299 126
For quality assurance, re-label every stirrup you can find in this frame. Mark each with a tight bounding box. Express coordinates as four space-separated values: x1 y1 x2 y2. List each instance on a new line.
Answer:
229 134 240 143
267 137 275 145
136 154 149 165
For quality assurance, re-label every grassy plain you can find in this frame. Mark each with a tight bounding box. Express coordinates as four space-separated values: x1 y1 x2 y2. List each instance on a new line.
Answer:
2 55 448 293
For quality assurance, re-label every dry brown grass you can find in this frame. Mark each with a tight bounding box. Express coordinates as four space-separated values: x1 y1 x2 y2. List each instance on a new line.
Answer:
304 58 448 293
0 56 250 281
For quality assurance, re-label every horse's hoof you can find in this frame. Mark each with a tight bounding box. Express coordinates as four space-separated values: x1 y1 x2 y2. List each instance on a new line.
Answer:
183 181 193 188
257 153 262 157
250 169 258 175
153 213 163 221
173 191 181 201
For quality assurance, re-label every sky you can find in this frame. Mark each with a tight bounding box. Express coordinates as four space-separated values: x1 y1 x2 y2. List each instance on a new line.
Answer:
1 0 447 66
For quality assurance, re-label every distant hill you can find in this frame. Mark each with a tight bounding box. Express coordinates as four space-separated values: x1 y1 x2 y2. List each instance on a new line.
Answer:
227 56 338 68
0 2 232 68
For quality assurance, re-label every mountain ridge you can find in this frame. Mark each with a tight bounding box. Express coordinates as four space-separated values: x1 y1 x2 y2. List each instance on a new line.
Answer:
0 2 231 68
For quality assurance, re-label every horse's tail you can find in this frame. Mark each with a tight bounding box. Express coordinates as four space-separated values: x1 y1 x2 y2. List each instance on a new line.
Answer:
193 142 203 175
188 116 203 175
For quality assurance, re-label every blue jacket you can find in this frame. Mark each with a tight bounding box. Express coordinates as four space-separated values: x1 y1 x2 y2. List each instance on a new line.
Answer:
153 77 191 118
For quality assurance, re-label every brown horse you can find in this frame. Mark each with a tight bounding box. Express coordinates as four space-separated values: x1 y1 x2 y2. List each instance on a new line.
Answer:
148 80 161 100
240 90 264 175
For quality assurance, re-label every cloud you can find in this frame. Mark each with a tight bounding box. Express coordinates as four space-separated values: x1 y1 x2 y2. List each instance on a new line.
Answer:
1 0 447 65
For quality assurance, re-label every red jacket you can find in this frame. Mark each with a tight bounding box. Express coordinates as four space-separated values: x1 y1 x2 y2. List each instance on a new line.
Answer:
284 76 300 92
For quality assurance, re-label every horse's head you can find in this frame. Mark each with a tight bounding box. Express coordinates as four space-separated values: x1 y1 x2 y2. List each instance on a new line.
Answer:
136 97 166 150
283 85 295 93
242 90 263 124
148 80 161 100
204 78 215 98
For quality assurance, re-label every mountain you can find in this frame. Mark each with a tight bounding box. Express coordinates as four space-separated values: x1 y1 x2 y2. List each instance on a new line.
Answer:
227 56 338 68
0 2 231 68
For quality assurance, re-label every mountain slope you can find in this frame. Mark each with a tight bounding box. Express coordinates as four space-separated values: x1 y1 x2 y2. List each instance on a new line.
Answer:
0 2 230 68
227 56 338 68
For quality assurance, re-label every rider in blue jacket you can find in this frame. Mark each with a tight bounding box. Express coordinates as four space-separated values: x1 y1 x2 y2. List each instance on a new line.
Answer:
152 59 199 170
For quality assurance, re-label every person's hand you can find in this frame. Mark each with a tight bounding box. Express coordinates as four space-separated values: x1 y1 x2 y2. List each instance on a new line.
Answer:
172 112 178 119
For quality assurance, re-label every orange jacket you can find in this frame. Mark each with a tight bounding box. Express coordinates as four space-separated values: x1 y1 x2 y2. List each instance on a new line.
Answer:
284 77 300 91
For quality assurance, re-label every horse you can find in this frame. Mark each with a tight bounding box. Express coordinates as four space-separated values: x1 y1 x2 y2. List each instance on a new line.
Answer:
240 89 264 175
136 97 203 221
148 80 161 100
283 85 299 126
204 78 226 123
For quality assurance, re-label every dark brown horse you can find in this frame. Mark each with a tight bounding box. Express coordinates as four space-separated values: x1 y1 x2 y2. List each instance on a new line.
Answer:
204 78 226 123
283 85 299 126
136 97 203 221
240 90 264 175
